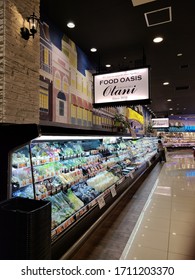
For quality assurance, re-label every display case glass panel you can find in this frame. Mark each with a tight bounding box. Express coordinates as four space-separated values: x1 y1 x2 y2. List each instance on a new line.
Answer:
10 135 158 239
11 145 34 199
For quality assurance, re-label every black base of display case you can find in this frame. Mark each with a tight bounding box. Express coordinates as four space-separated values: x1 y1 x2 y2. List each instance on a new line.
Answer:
51 154 159 260
0 197 51 260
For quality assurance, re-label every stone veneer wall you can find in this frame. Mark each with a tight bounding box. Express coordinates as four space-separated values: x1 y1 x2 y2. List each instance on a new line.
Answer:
0 0 40 123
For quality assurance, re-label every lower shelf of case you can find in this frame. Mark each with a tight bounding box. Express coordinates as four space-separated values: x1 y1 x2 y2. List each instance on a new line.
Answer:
51 153 159 259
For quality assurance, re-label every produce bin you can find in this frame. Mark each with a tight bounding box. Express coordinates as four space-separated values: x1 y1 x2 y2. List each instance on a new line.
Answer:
0 197 51 260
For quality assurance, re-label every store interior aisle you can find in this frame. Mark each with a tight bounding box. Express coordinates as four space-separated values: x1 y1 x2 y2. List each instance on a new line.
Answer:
121 149 195 260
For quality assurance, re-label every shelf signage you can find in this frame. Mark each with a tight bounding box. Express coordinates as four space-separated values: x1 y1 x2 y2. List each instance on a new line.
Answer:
152 118 169 128
110 185 117 197
130 172 134 179
97 195 106 209
127 108 144 124
93 67 150 107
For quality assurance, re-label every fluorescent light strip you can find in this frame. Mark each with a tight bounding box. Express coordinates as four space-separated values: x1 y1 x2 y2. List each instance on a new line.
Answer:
32 135 127 141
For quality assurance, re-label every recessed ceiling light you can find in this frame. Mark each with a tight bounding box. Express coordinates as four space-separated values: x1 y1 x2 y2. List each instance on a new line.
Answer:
153 36 163 43
105 64 111 68
171 113 174 116
167 99 172 102
163 82 169 85
177 53 183 57
67 21 75 28
90 48 97 52
184 108 186 110
169 108 173 110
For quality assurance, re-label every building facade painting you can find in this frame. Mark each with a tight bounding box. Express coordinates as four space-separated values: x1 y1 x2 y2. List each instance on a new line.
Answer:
39 17 136 131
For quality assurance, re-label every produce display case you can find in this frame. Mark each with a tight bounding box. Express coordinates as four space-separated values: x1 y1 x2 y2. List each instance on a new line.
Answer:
158 132 195 149
0 124 159 259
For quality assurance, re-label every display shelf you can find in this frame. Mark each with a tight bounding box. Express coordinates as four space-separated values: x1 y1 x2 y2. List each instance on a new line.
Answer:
52 157 158 259
158 132 195 149
4 125 159 259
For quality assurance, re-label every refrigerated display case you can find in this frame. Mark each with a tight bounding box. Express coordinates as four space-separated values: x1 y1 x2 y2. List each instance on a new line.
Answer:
160 132 195 149
0 123 159 259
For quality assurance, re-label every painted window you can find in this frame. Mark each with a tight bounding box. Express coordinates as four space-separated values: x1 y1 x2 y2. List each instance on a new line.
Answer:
59 101 64 116
54 71 61 90
62 76 69 93
57 91 66 117
39 87 49 112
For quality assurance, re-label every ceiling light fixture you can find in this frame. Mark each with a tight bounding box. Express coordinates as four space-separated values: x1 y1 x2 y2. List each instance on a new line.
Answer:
163 82 169 85
177 53 183 57
153 36 163 43
90 48 97 52
167 99 172 102
20 12 40 40
105 64 111 68
169 108 173 110
67 21 75 28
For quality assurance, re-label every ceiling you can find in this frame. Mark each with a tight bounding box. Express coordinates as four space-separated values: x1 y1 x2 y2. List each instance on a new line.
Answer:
40 0 195 118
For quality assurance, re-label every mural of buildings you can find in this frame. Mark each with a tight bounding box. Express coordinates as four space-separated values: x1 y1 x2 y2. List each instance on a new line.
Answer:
39 17 150 135
62 35 93 127
39 20 96 128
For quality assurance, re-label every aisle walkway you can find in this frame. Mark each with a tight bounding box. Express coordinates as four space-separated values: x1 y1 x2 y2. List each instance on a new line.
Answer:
121 149 195 260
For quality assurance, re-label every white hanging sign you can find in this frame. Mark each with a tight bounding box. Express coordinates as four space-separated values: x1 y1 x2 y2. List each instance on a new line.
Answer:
94 67 150 105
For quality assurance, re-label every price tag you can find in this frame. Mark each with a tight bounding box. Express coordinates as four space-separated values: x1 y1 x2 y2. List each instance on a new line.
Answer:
97 196 106 209
110 185 117 197
130 172 134 179
117 177 125 185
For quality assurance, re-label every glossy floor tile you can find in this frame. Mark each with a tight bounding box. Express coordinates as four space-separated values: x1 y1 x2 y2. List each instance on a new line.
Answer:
121 149 195 260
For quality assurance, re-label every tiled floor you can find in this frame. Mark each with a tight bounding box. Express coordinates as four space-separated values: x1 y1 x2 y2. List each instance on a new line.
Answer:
121 149 195 260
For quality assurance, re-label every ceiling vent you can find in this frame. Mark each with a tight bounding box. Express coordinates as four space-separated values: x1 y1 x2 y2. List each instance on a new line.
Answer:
144 7 172 27
175 86 189 91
